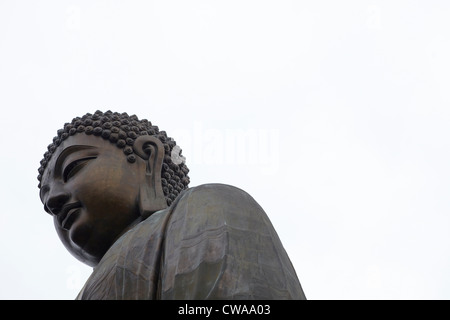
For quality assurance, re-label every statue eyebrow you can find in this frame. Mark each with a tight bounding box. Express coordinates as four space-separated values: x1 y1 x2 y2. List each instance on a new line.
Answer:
55 145 98 176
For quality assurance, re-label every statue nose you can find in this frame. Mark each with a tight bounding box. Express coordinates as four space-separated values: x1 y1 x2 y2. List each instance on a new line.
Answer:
46 191 71 216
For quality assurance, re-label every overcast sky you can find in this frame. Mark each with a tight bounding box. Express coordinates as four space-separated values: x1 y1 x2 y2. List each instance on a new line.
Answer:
1 1 450 300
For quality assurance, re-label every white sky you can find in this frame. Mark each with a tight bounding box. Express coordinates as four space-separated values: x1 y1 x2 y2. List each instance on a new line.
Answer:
1 0 450 300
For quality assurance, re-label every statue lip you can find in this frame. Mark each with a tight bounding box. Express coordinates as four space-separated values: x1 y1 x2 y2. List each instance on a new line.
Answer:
58 202 82 230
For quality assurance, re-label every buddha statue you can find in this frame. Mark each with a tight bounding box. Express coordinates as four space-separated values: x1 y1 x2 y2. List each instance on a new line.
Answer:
37 110 306 300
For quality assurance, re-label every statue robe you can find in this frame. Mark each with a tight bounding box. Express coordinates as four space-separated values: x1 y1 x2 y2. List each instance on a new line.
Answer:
76 183 306 299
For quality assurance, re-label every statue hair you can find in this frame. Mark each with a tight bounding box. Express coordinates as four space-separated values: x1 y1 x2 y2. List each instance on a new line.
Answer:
37 110 190 206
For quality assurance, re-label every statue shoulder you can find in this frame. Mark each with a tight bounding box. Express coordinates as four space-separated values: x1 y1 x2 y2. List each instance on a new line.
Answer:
160 183 306 299
168 183 272 237
176 183 263 213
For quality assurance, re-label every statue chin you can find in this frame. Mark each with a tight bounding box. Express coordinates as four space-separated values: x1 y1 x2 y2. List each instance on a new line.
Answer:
55 212 109 268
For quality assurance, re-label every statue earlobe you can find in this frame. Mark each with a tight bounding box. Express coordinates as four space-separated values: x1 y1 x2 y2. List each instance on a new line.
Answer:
133 135 168 218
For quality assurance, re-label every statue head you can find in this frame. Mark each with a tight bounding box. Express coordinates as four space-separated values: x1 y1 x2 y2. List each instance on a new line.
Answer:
37 110 190 267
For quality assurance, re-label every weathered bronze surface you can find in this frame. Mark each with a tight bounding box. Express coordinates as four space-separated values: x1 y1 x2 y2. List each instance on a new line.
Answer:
38 110 306 299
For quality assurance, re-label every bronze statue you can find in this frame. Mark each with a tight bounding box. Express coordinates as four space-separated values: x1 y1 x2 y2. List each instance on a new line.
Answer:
38 110 306 299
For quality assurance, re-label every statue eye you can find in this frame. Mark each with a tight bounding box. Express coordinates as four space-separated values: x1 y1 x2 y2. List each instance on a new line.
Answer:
63 157 96 182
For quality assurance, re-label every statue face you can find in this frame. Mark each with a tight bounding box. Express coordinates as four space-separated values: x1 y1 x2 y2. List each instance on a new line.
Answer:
39 134 147 267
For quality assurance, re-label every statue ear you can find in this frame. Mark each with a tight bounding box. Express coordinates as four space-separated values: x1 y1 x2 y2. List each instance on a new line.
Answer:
133 135 168 218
